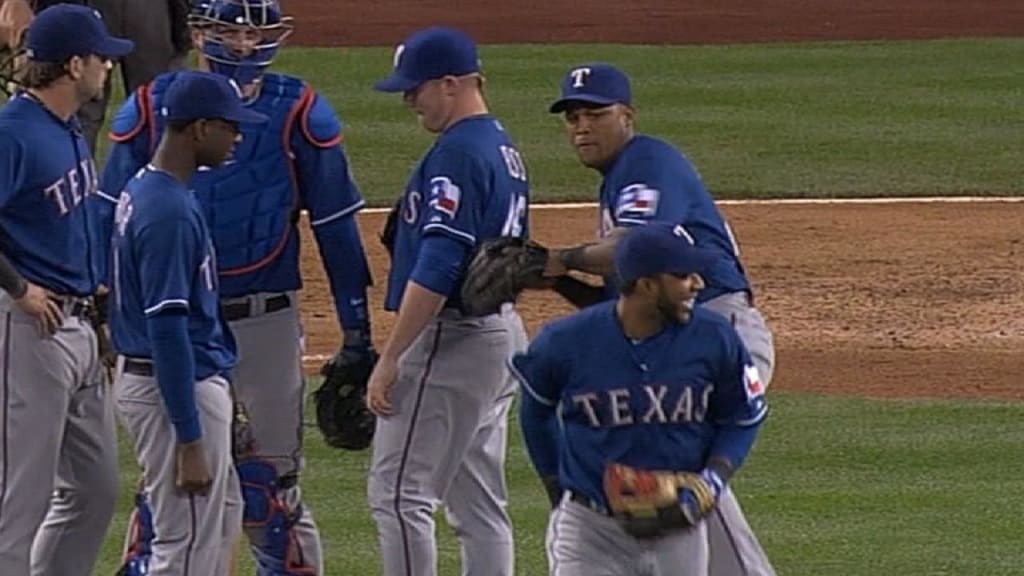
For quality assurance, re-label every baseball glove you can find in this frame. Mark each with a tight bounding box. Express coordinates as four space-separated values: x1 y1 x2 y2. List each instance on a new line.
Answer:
603 463 722 539
460 237 554 317
314 348 379 450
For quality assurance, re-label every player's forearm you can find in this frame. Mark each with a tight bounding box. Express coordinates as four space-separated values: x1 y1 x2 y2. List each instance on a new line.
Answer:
313 216 373 346
519 393 560 477
707 421 764 481
0 250 27 298
147 311 202 444
548 228 628 277
380 282 446 364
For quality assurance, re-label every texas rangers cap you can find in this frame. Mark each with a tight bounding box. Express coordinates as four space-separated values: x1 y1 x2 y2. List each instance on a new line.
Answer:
549 63 632 113
615 222 719 284
161 71 268 125
374 26 481 93
26 3 134 62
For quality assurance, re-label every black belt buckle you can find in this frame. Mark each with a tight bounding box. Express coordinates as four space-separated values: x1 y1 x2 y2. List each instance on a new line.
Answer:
222 294 291 322
122 357 154 377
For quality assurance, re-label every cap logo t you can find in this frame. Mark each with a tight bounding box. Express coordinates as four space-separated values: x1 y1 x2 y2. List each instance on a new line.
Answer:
570 67 591 88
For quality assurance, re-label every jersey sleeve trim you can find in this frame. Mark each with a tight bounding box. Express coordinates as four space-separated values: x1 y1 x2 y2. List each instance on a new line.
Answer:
144 299 190 316
309 198 364 227
726 404 769 428
616 217 649 226
422 222 475 245
299 89 344 149
507 356 558 407
109 85 152 144
95 190 119 204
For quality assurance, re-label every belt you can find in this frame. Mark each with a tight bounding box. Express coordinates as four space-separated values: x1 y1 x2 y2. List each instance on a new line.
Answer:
56 295 94 318
567 490 611 516
222 293 291 322
122 357 154 377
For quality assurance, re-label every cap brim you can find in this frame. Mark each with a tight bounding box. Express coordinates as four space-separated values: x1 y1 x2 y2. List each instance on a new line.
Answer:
95 37 135 58
374 73 422 93
667 249 720 276
549 94 619 113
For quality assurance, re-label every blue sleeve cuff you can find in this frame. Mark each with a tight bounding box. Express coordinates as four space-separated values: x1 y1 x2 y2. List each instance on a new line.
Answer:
312 215 373 343
410 234 470 297
147 311 201 443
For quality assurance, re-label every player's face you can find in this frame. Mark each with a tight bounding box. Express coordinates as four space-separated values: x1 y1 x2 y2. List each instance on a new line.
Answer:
71 54 112 102
403 78 453 133
563 103 634 170
196 118 242 167
652 272 705 323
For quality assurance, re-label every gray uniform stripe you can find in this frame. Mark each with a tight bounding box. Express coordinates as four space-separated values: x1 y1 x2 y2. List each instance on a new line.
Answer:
0 312 9 526
394 322 445 575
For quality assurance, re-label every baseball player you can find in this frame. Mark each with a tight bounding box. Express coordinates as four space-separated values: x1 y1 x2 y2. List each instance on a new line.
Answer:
368 26 531 576
5 0 190 152
0 4 132 575
510 223 770 576
541 63 778 576
99 1 375 574
109 69 265 576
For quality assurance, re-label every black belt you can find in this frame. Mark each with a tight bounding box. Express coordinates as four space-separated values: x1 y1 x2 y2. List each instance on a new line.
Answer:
122 357 154 377
568 490 611 516
222 294 291 322
56 295 94 318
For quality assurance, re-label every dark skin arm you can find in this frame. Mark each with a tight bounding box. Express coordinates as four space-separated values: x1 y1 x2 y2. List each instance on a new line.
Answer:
543 227 630 279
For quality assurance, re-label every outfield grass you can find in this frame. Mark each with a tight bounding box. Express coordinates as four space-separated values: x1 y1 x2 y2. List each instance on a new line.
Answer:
94 392 1024 575
262 38 1021 205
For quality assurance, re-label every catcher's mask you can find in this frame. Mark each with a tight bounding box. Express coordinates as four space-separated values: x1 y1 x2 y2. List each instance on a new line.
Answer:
189 0 293 86
0 43 26 97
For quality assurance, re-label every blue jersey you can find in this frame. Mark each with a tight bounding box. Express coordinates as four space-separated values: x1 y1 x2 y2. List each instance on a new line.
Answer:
0 92 109 296
599 135 750 302
385 115 530 311
109 166 235 380
100 72 366 300
511 302 767 509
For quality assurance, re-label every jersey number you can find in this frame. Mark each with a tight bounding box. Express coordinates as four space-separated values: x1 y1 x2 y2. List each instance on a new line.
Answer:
499 145 527 182
501 193 527 238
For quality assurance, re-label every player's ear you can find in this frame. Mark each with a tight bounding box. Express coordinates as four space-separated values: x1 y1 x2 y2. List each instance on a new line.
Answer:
65 55 84 81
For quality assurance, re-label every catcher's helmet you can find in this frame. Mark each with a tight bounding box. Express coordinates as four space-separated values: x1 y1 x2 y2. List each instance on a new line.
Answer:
189 0 293 85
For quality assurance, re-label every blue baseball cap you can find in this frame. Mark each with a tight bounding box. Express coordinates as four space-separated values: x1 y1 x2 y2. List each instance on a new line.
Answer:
161 71 268 124
549 63 632 113
615 223 719 285
374 26 481 93
26 4 134 62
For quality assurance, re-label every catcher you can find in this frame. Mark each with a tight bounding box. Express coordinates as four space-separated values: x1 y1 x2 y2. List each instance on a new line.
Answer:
508 223 769 575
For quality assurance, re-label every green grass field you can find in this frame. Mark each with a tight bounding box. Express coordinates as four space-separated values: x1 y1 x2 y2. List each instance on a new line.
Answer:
88 38 1024 574
94 392 1024 575
96 38 1024 205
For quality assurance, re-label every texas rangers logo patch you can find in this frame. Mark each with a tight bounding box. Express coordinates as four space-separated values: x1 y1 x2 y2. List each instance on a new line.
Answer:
428 176 461 218
615 184 660 219
744 364 765 400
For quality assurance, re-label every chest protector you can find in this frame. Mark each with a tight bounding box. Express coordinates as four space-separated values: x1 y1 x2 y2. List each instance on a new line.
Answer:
136 72 311 275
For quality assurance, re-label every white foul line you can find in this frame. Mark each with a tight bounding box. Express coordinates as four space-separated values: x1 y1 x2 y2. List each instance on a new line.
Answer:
303 194 1024 362
357 196 1024 214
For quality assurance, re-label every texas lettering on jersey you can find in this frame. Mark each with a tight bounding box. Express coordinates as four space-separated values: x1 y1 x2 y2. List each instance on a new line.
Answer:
570 382 714 428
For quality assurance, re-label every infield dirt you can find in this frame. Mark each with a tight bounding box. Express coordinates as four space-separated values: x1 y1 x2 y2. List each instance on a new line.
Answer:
287 2 1024 401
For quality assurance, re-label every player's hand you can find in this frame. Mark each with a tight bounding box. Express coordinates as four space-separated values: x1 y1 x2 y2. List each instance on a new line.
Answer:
543 249 569 277
366 354 398 417
14 282 63 336
176 441 213 496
